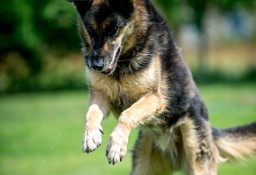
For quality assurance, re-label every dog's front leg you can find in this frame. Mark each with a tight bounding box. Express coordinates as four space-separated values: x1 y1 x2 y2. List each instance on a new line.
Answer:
106 93 163 164
82 91 110 153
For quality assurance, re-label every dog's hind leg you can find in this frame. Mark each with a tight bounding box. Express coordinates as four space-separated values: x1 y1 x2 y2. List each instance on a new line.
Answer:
131 131 173 175
180 116 219 175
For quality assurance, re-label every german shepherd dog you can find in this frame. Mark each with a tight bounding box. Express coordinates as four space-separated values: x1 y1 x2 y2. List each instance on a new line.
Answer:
67 0 256 174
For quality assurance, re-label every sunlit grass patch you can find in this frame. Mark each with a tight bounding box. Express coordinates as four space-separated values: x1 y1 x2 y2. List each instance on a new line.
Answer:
0 84 255 175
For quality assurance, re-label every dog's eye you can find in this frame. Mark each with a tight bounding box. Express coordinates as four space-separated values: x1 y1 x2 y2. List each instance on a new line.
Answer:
104 25 119 37
84 22 95 35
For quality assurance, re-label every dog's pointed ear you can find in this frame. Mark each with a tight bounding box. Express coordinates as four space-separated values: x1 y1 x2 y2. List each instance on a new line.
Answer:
67 0 93 17
108 0 134 17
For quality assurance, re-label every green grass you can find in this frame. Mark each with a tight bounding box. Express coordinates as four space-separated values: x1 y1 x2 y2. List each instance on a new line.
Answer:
0 84 256 175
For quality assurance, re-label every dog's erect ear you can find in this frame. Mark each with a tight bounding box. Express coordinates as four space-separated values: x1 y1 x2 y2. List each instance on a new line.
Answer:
67 0 93 17
108 0 134 17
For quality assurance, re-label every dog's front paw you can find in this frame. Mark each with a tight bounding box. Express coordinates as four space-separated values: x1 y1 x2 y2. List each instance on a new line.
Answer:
82 126 103 153
106 132 128 165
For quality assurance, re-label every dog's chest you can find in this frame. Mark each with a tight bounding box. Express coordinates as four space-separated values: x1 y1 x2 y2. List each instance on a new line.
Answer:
88 68 159 112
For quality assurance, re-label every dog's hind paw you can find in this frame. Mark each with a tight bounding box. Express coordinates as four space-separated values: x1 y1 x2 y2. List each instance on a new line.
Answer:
106 132 128 165
82 126 103 153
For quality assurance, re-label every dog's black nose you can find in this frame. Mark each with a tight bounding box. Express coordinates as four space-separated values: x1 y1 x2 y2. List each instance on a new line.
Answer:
90 57 104 71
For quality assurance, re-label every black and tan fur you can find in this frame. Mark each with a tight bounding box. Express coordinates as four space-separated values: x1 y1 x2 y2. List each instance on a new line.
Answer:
67 0 256 174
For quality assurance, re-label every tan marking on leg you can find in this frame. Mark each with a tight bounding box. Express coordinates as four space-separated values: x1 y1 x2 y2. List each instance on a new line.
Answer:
119 93 164 129
86 104 104 129
180 116 219 175
106 93 165 164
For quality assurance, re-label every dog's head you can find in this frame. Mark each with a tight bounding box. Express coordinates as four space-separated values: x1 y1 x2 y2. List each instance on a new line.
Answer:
68 0 138 75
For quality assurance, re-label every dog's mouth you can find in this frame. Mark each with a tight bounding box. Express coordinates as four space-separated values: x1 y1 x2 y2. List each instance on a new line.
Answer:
101 48 121 75
101 63 117 75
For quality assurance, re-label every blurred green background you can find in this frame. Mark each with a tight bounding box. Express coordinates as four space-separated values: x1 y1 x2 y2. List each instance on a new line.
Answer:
0 0 255 175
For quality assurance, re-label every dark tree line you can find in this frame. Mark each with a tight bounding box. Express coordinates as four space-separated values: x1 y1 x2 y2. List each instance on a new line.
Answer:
0 0 79 75
0 0 255 92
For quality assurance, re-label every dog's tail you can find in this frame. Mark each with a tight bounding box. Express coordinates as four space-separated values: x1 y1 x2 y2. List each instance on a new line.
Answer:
213 122 256 161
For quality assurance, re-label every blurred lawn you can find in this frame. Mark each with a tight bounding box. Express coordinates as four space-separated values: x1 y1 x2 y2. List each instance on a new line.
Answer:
0 84 255 175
